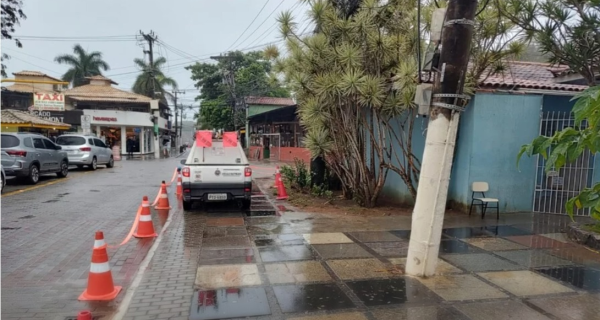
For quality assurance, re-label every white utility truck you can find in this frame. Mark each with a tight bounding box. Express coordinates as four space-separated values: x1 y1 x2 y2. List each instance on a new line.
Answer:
180 140 252 211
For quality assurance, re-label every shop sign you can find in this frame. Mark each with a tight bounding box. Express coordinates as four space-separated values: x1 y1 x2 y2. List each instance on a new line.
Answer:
32 93 65 111
93 116 118 122
29 110 84 125
81 115 92 134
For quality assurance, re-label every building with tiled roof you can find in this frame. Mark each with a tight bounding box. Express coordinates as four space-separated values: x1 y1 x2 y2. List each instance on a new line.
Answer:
477 61 589 93
1 109 71 130
244 96 295 106
64 75 153 106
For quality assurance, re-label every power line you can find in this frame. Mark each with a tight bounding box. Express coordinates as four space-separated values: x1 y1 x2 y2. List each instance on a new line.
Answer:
226 0 272 50
233 0 287 50
2 54 63 76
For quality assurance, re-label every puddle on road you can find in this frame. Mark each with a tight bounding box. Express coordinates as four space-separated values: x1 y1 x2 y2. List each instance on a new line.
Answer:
535 266 600 291
190 288 271 320
485 225 532 237
272 283 355 313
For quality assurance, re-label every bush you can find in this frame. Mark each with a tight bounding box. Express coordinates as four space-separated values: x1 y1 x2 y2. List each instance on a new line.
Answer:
279 158 331 198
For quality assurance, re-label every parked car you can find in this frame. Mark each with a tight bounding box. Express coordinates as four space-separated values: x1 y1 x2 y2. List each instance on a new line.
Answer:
55 134 114 170
1 150 17 177
0 133 69 184
180 140 252 211
1 165 5 193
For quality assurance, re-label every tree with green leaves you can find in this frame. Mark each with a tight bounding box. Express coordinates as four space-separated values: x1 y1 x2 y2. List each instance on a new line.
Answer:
271 0 422 207
518 86 600 230
500 0 600 86
186 50 289 130
270 0 523 207
1 0 26 77
132 56 178 101
54 44 110 87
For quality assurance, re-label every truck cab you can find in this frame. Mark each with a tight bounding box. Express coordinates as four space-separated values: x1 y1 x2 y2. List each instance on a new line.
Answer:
180 140 252 211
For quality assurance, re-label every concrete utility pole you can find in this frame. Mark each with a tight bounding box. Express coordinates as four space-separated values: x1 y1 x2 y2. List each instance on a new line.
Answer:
171 89 185 147
406 0 478 277
140 30 158 99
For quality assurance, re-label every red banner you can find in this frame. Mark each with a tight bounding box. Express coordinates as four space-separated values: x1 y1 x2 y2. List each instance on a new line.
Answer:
196 131 212 147
223 132 238 147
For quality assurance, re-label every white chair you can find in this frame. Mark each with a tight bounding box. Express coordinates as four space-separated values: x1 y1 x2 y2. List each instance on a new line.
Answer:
469 182 499 219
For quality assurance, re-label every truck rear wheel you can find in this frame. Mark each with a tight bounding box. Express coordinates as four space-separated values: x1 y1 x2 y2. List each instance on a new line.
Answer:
241 199 251 210
183 200 192 211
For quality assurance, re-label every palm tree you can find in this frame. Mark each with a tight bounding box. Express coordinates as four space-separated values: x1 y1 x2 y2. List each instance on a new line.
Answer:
55 44 110 87
131 57 178 100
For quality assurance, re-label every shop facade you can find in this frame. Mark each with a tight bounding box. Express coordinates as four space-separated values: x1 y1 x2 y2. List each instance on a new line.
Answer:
83 109 159 156
247 104 311 163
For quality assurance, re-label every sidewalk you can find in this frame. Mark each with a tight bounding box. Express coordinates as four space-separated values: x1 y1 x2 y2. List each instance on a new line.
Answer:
118 176 600 319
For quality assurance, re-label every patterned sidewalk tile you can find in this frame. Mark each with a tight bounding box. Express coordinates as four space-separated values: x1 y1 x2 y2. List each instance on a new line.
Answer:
265 261 332 284
478 270 575 297
417 274 508 301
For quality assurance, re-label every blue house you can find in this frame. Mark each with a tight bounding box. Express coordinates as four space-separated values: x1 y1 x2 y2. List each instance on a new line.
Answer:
381 61 595 216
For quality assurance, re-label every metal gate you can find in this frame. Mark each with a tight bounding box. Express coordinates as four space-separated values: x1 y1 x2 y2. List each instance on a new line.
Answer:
533 111 595 216
261 133 281 161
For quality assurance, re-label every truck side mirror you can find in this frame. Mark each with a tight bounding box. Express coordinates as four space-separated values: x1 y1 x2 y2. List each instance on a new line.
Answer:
180 159 186 165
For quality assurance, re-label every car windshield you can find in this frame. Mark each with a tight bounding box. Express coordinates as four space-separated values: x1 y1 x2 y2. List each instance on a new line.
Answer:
56 136 86 146
1 135 20 148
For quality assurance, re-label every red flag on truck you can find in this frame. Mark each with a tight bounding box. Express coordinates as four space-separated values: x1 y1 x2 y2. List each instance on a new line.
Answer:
223 132 238 147
196 131 212 147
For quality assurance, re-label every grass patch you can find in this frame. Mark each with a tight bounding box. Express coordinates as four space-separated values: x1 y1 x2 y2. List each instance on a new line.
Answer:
582 223 600 234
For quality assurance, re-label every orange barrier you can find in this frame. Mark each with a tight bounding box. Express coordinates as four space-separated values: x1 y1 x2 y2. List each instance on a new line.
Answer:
107 207 141 249
134 196 157 238
79 231 122 301
165 168 178 187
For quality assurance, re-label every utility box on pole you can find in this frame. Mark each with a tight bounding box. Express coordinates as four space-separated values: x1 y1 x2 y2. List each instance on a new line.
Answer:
414 84 433 116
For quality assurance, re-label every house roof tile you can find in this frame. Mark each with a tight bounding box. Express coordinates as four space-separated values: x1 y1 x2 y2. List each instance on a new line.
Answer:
244 96 295 106
479 61 588 92
1 109 71 127
12 70 63 82
64 83 152 104
3 83 56 94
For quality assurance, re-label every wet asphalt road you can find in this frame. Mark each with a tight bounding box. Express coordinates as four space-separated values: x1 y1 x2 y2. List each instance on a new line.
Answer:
1 155 185 320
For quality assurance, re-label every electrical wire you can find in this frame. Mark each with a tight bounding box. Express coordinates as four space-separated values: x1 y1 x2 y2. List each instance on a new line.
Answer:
226 0 272 50
2 54 63 76
243 1 303 49
233 0 287 50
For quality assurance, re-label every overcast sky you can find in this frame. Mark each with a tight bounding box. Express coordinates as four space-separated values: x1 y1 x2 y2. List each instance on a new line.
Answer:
2 0 310 118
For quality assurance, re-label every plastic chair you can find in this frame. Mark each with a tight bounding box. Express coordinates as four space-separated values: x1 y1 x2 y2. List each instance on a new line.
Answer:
469 182 499 219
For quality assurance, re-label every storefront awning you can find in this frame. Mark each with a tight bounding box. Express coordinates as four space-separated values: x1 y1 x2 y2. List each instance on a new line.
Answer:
247 104 298 123
1 109 71 130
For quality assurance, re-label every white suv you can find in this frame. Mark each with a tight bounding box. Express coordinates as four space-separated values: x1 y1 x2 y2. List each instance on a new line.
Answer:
56 134 114 170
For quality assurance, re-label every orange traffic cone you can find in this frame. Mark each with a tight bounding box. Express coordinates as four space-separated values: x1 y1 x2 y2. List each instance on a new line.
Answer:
77 311 92 320
155 181 171 210
79 231 122 301
276 175 289 200
134 196 157 238
176 175 183 196
273 166 281 189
